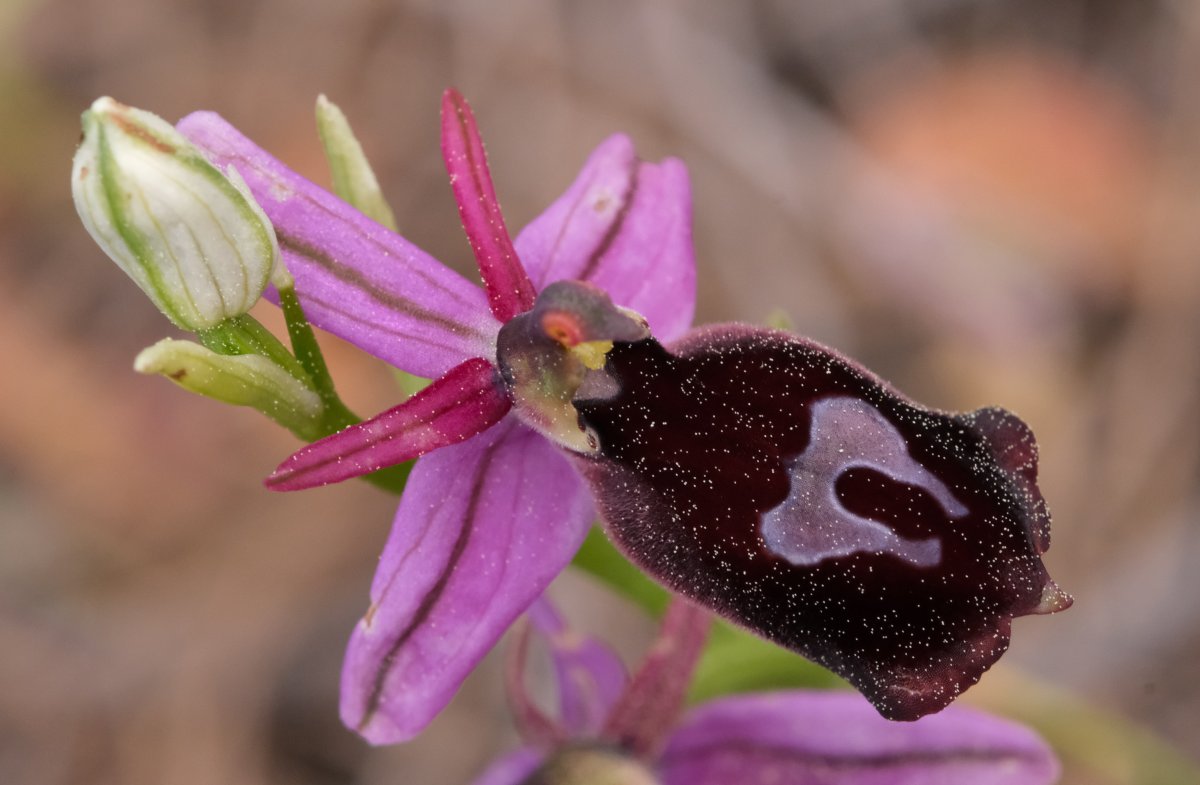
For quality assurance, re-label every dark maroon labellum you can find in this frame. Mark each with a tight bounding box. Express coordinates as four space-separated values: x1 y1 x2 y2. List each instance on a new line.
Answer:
573 325 1071 721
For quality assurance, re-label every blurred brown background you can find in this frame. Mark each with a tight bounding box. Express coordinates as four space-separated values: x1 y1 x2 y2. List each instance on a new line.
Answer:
2 1 1198 783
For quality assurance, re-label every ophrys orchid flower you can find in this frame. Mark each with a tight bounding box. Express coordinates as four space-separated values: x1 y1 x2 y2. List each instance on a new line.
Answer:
179 91 693 744
177 89 1069 745
477 598 1060 785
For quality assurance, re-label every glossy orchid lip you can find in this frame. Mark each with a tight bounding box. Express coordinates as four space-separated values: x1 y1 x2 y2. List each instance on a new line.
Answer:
573 326 1070 722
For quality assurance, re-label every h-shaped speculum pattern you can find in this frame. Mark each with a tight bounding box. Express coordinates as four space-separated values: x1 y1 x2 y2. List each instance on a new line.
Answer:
761 395 968 568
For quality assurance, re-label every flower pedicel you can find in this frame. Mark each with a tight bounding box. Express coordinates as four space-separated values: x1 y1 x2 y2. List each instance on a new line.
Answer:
167 90 1070 741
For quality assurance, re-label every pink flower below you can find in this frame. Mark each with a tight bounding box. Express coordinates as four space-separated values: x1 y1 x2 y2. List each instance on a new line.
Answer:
475 598 1060 785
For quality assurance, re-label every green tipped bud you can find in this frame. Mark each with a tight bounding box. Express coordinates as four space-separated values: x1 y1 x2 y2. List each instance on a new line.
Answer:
315 94 398 230
72 97 280 331
521 746 660 785
135 338 323 439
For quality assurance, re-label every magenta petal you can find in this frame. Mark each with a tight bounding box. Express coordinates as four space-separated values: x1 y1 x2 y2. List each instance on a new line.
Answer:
177 111 500 378
514 135 695 342
659 691 1059 785
441 89 537 322
339 419 594 744
267 358 510 490
526 597 627 736
469 748 544 785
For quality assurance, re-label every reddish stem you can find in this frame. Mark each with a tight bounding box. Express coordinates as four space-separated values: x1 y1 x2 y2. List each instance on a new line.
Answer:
602 597 712 760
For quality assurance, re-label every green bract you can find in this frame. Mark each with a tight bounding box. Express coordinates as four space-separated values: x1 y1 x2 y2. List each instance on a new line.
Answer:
72 97 281 331
315 94 398 231
134 338 324 440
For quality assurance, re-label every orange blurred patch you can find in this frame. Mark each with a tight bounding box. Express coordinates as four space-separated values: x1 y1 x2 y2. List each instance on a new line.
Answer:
848 48 1154 292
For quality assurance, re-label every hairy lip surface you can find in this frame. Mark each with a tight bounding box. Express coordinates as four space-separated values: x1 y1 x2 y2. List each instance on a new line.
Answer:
574 327 1068 721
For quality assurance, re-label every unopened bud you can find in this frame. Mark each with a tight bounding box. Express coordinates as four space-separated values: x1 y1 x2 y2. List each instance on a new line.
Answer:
135 338 322 439
520 746 660 785
72 97 280 331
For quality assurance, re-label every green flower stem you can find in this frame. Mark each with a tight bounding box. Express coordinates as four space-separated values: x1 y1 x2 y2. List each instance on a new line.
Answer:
276 284 352 424
274 282 412 496
305 96 412 494
195 308 411 495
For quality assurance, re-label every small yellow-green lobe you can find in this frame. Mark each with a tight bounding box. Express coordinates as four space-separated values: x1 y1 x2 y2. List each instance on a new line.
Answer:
316 94 399 231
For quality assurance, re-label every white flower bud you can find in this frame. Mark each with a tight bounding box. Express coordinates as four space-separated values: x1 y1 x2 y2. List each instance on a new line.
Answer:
530 747 661 785
72 97 280 330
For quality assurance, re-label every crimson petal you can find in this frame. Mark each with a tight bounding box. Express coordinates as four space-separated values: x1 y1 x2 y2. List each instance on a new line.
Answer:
441 89 537 322
573 326 1071 721
268 357 510 490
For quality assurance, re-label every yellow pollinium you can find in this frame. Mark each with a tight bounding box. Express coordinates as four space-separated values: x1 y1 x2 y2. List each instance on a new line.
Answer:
570 340 614 370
